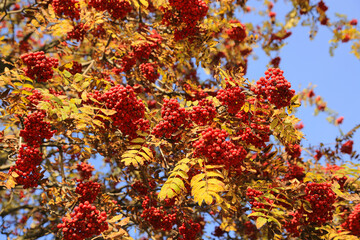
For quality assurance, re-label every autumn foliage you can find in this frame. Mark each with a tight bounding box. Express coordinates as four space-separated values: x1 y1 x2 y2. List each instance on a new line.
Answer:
0 0 359 239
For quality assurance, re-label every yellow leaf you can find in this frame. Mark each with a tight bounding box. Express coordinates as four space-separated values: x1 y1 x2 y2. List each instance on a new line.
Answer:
139 0 149 8
256 217 267 229
109 214 123 223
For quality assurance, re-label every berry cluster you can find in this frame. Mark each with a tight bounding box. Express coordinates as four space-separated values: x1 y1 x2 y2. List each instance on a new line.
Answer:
226 20 247 42
67 23 87 42
87 85 149 139
162 0 208 40
140 62 159 83
131 180 156 196
283 211 302 237
88 0 132 19
67 61 83 75
9 144 43 188
20 111 56 147
212 226 225 237
21 52 58 82
341 203 360 236
285 143 301 159
133 43 152 61
340 140 353 154
118 52 136 73
235 99 270 148
140 195 178 231
244 221 258 240
75 180 101 203
152 98 190 140
303 182 336 225
283 164 305 182
57 201 108 240
246 188 273 210
189 99 216 126
179 219 202 240
76 162 95 180
193 127 247 169
216 82 246 115
52 0 80 19
253 68 295 109
183 84 208 101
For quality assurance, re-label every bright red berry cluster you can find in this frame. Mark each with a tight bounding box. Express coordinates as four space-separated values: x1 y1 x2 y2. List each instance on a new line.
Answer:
226 20 247 41
246 188 273 210
340 140 353 154
216 82 246 115
193 127 247 169
285 143 302 159
303 182 336 225
52 0 80 19
179 219 202 240
133 43 152 61
283 211 302 237
140 195 178 231
21 51 58 82
162 0 208 40
67 23 87 42
75 180 101 203
341 203 360 236
88 0 132 19
284 164 305 182
20 111 56 147
131 180 156 196
67 61 83 75
152 98 190 140
87 85 149 139
9 144 43 189
253 68 295 109
235 99 270 148
57 201 108 240
76 162 95 180
140 62 159 83
189 99 216 126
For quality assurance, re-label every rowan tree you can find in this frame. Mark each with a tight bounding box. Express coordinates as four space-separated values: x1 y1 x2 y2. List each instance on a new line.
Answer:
0 0 359 239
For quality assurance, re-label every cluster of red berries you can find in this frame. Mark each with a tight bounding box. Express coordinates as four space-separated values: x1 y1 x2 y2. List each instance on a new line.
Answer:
67 61 82 75
285 143 301 159
183 84 209 101
283 211 302 237
341 203 360 236
246 188 273 211
340 140 353 154
243 221 258 240
76 162 95 180
162 0 208 40
20 111 56 147
133 43 152 61
179 219 202 240
88 0 132 19
253 68 295 109
75 179 101 203
216 81 246 115
52 0 80 19
193 127 247 169
283 164 305 182
139 62 159 83
302 182 336 225
140 195 178 231
9 144 43 188
235 100 270 148
226 20 247 42
189 99 216 126
57 201 108 240
131 180 156 196
152 98 190 140
87 85 149 139
67 23 87 42
21 51 58 82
